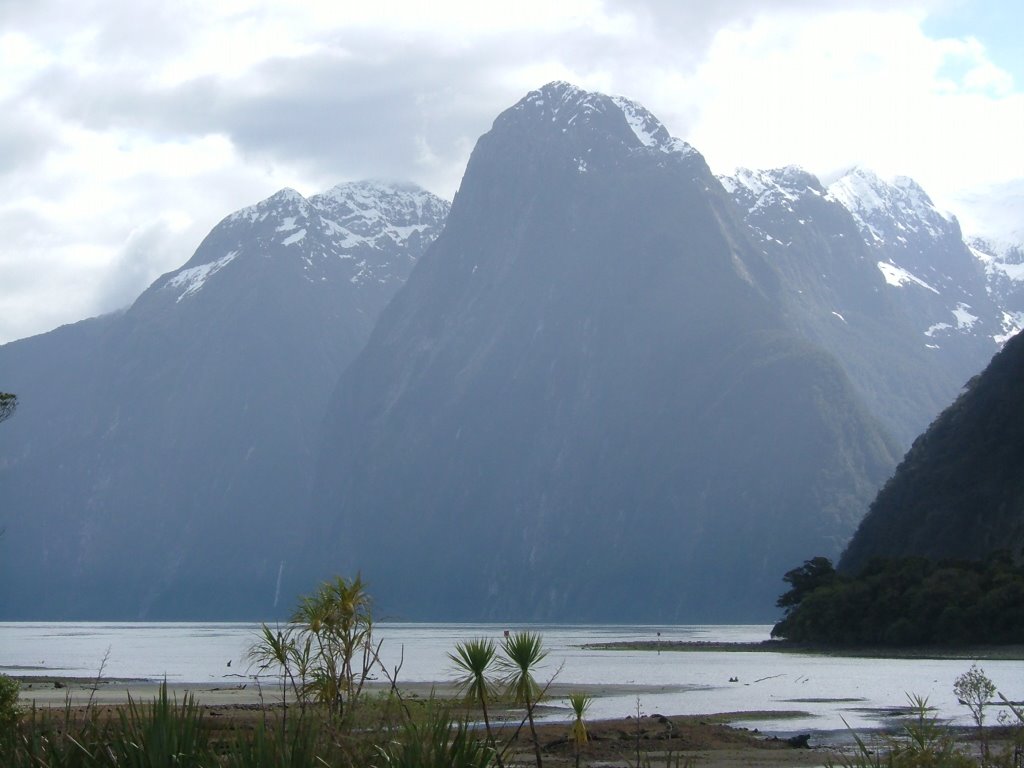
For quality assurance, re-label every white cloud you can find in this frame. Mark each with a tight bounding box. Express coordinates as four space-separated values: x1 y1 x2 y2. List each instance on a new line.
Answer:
665 8 1023 233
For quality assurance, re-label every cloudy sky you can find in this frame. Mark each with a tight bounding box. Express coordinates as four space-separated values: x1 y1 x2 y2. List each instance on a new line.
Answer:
1 0 1021 344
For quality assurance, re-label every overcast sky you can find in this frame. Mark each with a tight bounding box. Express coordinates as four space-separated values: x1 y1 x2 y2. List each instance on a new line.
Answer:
1 0 1021 345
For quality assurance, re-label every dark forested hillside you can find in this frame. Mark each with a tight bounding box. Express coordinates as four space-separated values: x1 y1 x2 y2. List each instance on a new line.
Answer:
840 330 1024 573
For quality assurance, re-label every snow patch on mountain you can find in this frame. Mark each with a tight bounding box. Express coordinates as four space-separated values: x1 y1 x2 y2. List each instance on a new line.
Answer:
609 95 661 147
165 251 239 302
924 304 981 338
952 303 978 329
877 261 940 293
925 322 953 337
281 228 307 246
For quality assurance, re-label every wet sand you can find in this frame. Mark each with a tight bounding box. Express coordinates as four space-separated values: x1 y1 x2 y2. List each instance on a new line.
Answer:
14 676 696 708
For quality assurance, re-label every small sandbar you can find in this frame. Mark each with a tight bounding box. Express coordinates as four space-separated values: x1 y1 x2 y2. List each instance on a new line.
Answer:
14 677 700 709
579 640 1024 659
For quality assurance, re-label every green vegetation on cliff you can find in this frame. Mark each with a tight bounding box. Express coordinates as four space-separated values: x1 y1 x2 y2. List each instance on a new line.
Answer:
0 392 15 423
772 554 1024 645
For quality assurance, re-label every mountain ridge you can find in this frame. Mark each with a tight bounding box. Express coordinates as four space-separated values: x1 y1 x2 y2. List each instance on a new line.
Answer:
2 82 1020 621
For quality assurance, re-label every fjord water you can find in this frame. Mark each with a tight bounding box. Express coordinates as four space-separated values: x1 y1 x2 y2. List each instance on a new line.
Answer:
2 623 1017 736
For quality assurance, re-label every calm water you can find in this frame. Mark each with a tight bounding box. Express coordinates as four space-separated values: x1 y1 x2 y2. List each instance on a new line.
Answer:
2 622 1019 736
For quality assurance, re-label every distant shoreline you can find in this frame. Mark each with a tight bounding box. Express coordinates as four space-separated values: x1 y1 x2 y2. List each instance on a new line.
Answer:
579 639 1024 659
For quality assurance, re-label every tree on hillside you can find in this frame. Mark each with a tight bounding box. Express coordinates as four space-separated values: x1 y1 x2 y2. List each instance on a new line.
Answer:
0 392 15 423
776 556 836 611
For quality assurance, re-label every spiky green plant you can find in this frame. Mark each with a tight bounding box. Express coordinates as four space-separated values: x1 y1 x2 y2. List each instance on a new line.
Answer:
567 692 592 768
499 632 547 768
108 681 212 767
373 705 494 768
249 623 297 727
222 713 352 768
290 573 374 718
450 638 504 768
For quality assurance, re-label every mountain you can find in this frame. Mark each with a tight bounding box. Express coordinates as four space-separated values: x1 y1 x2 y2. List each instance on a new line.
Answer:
309 82 900 622
0 181 449 619
827 168 1009 354
719 166 978 447
840 329 1024 572
967 235 1024 342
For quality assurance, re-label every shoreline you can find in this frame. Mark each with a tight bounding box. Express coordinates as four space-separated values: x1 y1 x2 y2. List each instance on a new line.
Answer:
579 640 1024 659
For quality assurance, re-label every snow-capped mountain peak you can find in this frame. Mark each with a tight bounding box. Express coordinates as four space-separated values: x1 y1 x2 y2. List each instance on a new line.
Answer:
827 167 954 244
820 168 1012 346
229 186 311 225
510 81 695 157
969 235 1024 265
310 180 450 243
719 165 825 216
968 235 1024 342
151 181 449 305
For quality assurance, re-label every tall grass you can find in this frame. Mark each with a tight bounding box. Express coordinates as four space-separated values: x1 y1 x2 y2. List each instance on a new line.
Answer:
827 695 982 768
373 705 495 768
3 682 214 767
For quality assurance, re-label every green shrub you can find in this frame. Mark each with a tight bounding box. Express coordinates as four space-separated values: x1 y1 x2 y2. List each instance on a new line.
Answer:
827 695 974 768
0 675 19 728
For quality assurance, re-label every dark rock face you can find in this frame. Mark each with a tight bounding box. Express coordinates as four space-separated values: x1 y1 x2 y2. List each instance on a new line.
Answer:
310 83 898 622
0 182 448 619
840 329 1024 573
